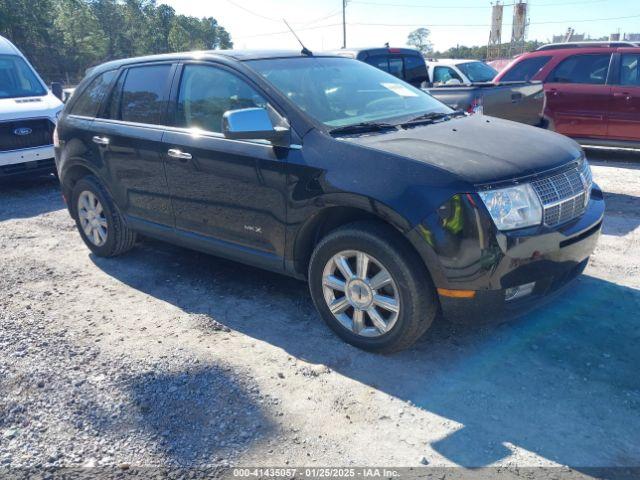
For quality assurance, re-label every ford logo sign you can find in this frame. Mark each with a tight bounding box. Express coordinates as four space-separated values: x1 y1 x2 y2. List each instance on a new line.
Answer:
14 127 33 136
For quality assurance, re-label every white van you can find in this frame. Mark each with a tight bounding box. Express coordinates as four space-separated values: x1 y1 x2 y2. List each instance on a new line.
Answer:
0 35 63 178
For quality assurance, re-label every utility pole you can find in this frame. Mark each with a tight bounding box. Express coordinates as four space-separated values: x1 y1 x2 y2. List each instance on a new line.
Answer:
342 0 347 49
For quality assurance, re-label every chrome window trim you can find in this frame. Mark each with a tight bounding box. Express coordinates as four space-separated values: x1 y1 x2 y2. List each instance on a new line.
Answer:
78 117 302 150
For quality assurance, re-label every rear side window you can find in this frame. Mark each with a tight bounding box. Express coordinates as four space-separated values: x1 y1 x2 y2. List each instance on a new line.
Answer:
403 55 428 86
501 56 551 82
620 54 640 86
70 70 116 117
176 64 267 134
548 54 611 85
108 64 172 124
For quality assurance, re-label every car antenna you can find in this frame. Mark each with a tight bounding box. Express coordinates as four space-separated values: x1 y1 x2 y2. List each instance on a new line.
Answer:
283 19 313 56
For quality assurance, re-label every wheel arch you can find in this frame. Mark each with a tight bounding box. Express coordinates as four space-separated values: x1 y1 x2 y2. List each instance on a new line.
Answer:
290 202 434 282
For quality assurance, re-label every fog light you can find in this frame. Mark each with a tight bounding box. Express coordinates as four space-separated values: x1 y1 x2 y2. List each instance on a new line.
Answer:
504 282 536 302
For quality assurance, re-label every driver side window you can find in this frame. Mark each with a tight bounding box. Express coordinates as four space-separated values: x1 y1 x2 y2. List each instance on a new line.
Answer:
176 65 267 133
433 66 463 86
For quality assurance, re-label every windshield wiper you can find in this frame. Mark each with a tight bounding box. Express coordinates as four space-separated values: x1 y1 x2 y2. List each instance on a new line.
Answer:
399 110 465 128
329 121 397 136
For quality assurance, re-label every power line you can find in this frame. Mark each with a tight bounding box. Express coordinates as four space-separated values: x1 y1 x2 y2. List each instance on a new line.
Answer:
235 22 343 39
349 0 609 8
224 0 342 26
347 13 640 28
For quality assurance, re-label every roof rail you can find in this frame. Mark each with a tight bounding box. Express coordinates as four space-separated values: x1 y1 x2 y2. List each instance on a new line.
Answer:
537 41 638 51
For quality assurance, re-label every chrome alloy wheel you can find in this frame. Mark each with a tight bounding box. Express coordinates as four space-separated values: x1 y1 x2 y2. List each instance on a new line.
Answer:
322 250 400 337
77 191 108 247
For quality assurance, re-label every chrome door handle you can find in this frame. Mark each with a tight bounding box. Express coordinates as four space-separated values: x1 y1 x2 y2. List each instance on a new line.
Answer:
167 149 192 160
92 136 110 146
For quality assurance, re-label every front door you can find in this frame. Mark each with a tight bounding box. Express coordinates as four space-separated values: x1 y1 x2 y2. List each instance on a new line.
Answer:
544 53 612 139
162 63 288 262
609 53 640 142
93 63 175 226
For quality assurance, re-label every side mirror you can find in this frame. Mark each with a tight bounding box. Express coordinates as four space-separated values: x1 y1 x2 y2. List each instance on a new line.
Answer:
50 82 63 100
222 108 289 147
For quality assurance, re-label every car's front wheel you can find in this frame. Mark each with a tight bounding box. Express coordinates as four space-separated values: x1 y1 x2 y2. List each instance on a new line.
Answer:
71 176 137 257
308 221 437 353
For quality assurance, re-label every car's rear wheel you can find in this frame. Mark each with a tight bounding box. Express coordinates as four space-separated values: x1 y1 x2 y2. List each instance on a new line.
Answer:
308 221 437 353
71 176 137 257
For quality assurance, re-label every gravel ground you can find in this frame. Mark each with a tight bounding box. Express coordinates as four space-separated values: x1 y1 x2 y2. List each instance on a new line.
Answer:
0 149 639 471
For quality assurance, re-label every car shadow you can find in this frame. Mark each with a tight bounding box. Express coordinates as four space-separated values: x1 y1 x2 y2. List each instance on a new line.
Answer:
90 240 640 468
52 361 274 467
601 191 640 236
0 176 64 222
586 147 640 169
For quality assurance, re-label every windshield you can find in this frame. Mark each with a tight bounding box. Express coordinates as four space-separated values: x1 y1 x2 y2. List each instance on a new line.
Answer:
247 57 451 127
456 61 498 83
0 54 46 99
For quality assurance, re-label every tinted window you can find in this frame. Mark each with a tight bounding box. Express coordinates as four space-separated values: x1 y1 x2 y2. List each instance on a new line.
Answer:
70 70 116 117
456 61 497 83
0 54 46 99
433 66 463 85
548 54 611 85
403 55 428 86
620 54 640 86
118 65 171 124
388 57 403 78
176 65 267 133
501 56 551 82
364 55 390 72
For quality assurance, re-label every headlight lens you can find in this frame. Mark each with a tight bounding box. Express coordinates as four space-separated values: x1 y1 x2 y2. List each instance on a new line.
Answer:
478 183 542 230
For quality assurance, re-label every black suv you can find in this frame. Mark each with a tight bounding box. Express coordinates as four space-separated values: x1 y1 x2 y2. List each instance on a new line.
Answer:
55 50 604 352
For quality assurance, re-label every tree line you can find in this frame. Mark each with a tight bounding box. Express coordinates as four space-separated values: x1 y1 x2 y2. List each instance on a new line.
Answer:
0 0 232 85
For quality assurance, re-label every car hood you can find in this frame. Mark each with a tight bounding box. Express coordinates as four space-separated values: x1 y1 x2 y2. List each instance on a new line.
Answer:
340 115 583 186
0 93 63 122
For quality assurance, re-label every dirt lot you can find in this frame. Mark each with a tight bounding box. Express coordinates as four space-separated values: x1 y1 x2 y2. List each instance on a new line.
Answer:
1 149 639 470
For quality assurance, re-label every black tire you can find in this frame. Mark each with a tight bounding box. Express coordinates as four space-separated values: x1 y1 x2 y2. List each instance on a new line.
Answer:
308 220 437 353
71 175 137 257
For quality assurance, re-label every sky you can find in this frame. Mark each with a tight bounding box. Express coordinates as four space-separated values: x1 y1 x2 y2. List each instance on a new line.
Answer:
158 0 639 53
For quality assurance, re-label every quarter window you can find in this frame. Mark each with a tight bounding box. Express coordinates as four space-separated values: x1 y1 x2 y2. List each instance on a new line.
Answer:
548 54 611 85
69 70 116 117
501 56 551 82
620 54 639 86
109 64 171 124
176 65 267 134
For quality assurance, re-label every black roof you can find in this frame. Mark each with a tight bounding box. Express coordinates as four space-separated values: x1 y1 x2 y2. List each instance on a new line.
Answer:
87 49 342 76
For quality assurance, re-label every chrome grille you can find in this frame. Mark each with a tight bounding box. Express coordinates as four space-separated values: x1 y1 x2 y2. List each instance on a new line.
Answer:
531 161 591 227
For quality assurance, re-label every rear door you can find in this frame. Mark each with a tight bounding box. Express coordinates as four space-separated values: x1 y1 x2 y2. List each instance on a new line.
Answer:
544 53 612 139
608 52 640 141
162 62 289 264
93 63 176 226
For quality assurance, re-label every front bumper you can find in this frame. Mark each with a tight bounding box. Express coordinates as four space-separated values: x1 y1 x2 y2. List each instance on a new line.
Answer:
408 184 605 322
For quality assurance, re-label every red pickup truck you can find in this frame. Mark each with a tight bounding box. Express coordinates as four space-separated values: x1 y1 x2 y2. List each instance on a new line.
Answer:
494 44 640 148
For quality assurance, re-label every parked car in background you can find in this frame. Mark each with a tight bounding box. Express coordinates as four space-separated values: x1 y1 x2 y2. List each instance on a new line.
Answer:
0 35 63 178
495 43 640 148
424 58 498 86
56 49 603 352
487 57 517 73
329 47 546 126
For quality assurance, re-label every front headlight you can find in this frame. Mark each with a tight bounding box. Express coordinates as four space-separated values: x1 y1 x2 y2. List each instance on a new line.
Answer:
478 183 542 231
